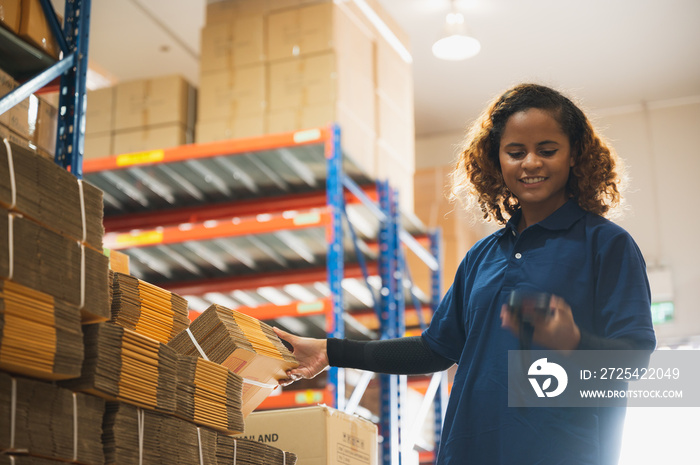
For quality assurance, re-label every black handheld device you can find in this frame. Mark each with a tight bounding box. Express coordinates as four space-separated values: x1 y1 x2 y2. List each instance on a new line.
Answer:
506 289 552 349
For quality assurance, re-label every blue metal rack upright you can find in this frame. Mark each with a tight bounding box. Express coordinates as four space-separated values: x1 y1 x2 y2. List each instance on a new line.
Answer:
0 0 91 179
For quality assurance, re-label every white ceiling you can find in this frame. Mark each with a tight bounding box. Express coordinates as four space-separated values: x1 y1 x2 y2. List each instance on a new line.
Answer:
53 0 700 137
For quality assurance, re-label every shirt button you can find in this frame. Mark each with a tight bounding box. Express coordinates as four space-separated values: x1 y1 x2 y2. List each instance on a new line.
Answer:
515 253 522 259
512 230 516 237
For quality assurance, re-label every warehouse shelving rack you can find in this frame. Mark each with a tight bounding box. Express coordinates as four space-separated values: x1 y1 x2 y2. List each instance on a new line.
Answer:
0 0 91 178
83 124 448 464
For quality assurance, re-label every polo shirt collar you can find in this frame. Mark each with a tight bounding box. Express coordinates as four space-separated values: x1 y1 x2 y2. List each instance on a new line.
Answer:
498 199 586 236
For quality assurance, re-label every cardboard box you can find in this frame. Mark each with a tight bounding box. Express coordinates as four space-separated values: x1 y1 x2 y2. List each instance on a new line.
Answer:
86 87 115 134
377 95 415 168
196 116 265 143
375 143 414 213
113 124 191 154
18 0 60 59
0 0 21 32
0 68 35 140
84 132 112 160
267 2 334 61
35 97 57 155
238 405 378 465
198 65 266 119
114 75 196 131
268 52 337 111
200 15 265 71
375 34 413 117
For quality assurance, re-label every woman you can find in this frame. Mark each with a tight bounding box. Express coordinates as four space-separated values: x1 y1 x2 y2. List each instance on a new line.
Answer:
274 84 656 464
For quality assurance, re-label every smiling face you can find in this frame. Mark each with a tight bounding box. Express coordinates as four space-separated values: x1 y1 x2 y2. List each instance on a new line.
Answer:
498 108 574 227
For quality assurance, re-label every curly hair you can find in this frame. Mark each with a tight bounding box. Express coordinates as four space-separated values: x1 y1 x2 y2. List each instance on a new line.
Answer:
450 83 623 224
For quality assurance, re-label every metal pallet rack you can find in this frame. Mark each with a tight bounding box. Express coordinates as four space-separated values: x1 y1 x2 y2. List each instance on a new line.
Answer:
83 124 448 464
0 0 91 178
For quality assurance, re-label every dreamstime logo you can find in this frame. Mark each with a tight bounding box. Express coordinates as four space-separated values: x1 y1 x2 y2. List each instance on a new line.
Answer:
528 358 568 397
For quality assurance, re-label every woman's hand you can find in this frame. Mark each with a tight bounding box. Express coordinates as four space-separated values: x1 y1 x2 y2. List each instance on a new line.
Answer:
500 294 581 351
273 327 330 387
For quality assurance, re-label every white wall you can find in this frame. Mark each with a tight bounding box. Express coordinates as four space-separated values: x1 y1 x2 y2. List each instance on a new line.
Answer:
415 96 700 345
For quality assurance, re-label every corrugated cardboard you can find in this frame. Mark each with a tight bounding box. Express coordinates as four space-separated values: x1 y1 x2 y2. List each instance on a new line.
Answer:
198 65 266 119
267 2 334 61
18 0 60 59
35 96 57 155
0 68 35 139
86 87 115 134
237 405 378 465
376 36 413 117
0 0 21 32
114 75 196 131
0 123 34 153
377 95 415 168
84 132 112 160
113 124 191 154
200 15 265 71
205 0 323 24
195 116 265 143
268 52 336 111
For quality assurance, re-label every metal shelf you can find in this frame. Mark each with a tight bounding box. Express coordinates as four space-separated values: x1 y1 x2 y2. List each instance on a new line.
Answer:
87 124 445 463
0 22 57 81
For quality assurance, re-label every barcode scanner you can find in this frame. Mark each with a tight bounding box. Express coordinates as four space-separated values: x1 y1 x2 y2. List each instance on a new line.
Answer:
506 289 553 350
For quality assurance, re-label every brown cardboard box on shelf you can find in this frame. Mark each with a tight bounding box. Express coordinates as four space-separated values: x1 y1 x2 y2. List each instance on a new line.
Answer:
267 2 334 61
86 87 115 134
205 0 321 23
113 124 191 154
18 0 60 59
0 68 35 140
195 115 265 143
0 0 21 32
114 75 196 131
268 52 337 111
377 95 415 167
198 64 266 119
35 96 57 155
375 34 413 118
237 405 378 465
84 132 113 160
200 14 265 72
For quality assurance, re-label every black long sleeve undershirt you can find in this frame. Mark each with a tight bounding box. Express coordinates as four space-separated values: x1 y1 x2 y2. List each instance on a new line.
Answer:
327 331 654 375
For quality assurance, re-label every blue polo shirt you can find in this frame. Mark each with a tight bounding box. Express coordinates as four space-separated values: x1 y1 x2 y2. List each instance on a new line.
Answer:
423 200 656 465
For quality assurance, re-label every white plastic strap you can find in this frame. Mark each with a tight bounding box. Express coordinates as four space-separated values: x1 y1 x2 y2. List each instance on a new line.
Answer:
10 377 16 449
242 378 278 389
3 138 16 210
79 243 86 309
7 214 14 280
197 427 204 465
233 438 237 465
73 393 79 462
137 408 145 465
9 456 15 464
186 328 210 361
77 180 87 243
283 451 286 465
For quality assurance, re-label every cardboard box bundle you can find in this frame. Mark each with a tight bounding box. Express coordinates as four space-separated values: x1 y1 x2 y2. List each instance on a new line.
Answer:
84 75 197 160
197 0 416 204
0 279 84 381
0 372 106 464
110 271 190 344
167 304 298 416
237 405 378 465
102 401 297 465
60 321 178 413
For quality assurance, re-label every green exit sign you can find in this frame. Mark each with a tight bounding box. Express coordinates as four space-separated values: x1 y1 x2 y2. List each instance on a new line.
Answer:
651 301 674 325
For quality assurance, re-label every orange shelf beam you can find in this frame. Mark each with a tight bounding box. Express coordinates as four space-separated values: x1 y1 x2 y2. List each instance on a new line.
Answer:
83 127 330 173
257 388 334 410
164 262 379 296
189 298 332 323
103 187 378 232
104 208 330 250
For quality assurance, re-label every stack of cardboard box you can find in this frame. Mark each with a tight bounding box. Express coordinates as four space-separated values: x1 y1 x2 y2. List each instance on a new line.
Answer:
197 0 415 208
84 75 197 160
0 69 57 159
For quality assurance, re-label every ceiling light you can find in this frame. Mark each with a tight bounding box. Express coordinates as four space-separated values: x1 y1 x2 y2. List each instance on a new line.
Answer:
432 0 481 61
